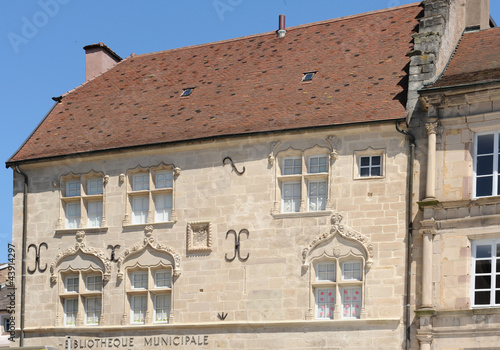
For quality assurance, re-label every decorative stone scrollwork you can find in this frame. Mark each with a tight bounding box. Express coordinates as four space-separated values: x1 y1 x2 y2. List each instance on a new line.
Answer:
301 213 374 271
174 166 181 178
103 175 109 185
327 135 341 161
119 173 125 184
117 228 182 280
187 221 212 253
50 231 111 284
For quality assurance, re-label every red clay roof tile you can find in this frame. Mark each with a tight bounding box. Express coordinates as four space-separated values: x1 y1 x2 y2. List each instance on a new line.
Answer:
425 27 500 89
8 4 422 164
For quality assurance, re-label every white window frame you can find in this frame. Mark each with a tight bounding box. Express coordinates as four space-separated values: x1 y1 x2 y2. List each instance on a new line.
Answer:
471 239 500 307
281 182 301 213
127 267 173 325
359 155 382 177
308 180 327 212
311 259 364 320
86 275 103 291
276 151 331 215
154 294 171 323
64 298 78 326
132 196 149 224
126 165 178 225
309 155 328 174
282 157 302 175
130 295 147 324
65 275 79 293
85 297 101 325
132 271 148 289
60 174 105 230
65 202 81 229
474 131 500 198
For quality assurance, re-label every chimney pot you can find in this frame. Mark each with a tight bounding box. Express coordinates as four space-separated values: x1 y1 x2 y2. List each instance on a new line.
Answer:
278 14 286 38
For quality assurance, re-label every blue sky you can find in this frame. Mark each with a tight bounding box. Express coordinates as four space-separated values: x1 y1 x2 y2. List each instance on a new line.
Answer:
0 0 499 264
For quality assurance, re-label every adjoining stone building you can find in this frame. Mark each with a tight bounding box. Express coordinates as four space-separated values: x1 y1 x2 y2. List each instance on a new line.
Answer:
5 1 500 349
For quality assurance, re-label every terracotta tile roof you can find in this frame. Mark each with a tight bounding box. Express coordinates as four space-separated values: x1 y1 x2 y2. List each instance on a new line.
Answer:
8 4 422 164
425 27 500 90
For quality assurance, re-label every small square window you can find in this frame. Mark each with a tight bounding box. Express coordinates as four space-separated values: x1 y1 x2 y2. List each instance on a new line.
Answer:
342 261 362 281
359 155 382 177
181 88 194 97
302 72 316 82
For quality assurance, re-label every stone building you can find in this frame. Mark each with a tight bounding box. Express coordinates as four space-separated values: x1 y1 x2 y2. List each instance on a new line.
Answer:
5 1 500 349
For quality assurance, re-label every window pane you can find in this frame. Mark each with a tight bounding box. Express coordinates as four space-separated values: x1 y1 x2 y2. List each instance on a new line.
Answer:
309 156 328 173
475 275 491 289
155 270 172 288
342 288 361 319
155 194 172 222
283 158 301 175
316 288 335 319
343 261 362 281
133 174 150 191
87 178 103 195
282 182 301 213
477 155 494 176
87 201 103 228
476 176 493 197
64 299 78 326
476 244 492 258
156 171 173 189
476 260 492 274
66 181 81 197
85 297 101 325
475 291 491 305
132 272 148 289
360 157 370 166
65 202 81 229
308 181 327 212
86 275 102 291
496 290 500 305
132 196 149 224
477 134 494 155
371 166 381 176
154 294 171 322
316 262 335 281
65 276 79 292
131 295 147 324
371 156 381 166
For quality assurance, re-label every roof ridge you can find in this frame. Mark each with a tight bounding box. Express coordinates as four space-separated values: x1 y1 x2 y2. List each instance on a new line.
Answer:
134 2 421 59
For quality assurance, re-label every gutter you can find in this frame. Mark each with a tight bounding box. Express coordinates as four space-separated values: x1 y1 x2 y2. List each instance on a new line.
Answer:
14 166 28 347
395 121 415 350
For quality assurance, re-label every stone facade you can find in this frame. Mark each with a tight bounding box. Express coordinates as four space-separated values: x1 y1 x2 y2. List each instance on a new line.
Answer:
11 126 409 349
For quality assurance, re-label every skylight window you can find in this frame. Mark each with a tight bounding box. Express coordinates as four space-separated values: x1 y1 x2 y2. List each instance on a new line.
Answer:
302 72 316 82
181 88 194 97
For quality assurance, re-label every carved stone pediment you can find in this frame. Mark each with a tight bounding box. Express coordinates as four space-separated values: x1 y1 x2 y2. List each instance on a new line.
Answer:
117 226 181 280
301 214 374 271
50 231 111 284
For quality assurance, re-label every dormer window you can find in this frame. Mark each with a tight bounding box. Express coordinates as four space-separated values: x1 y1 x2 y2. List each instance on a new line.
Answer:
302 72 316 82
180 88 194 97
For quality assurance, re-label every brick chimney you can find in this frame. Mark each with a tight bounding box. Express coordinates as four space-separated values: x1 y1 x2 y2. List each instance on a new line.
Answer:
83 42 122 81
466 0 490 30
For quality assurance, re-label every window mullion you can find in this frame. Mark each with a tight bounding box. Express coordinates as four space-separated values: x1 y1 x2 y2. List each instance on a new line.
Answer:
494 133 499 196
